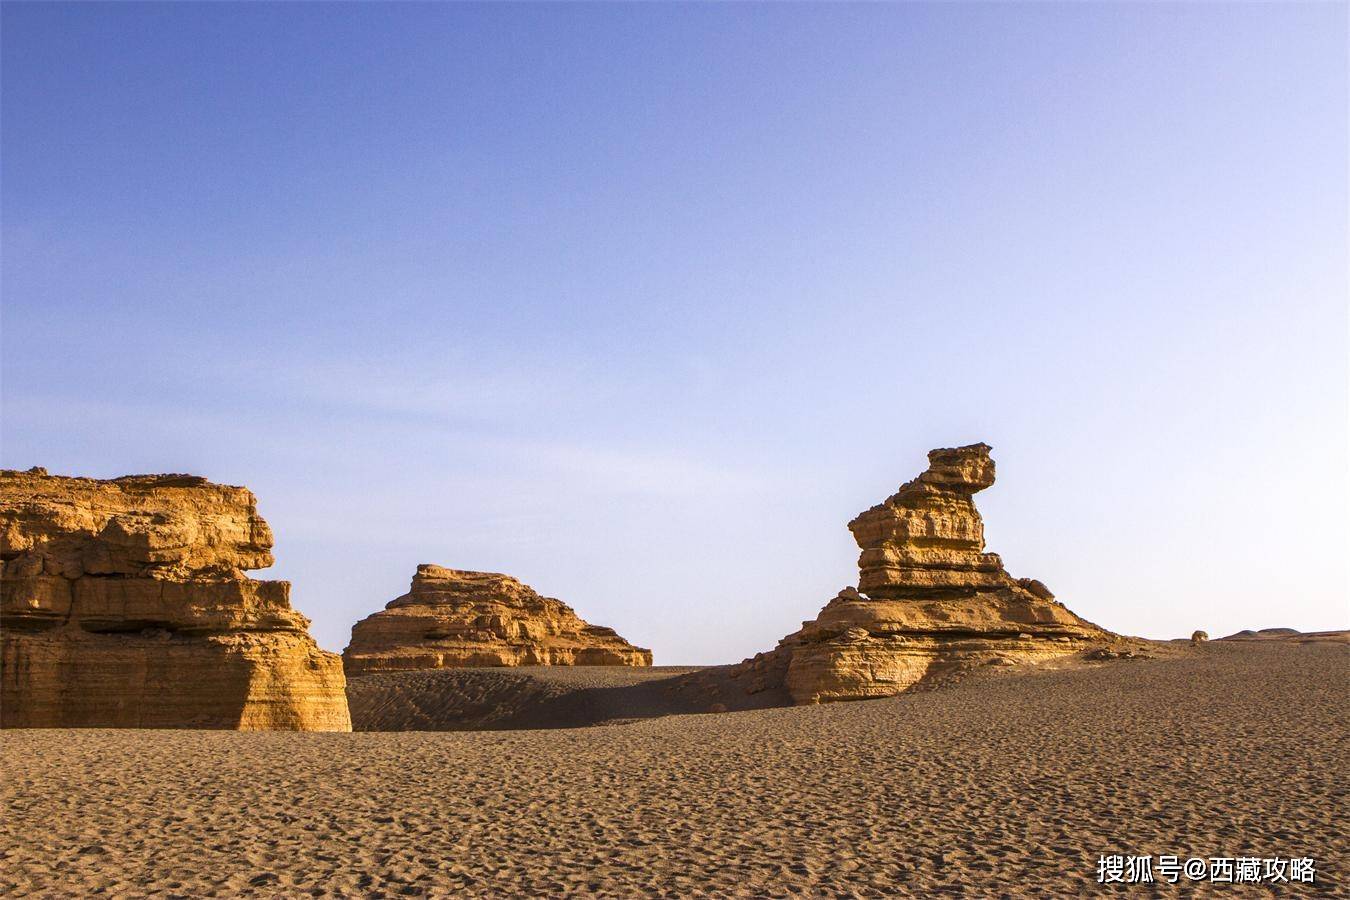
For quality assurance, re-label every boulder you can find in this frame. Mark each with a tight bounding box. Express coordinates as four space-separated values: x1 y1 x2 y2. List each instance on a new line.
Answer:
734 444 1110 704
342 565 652 675
1 468 350 730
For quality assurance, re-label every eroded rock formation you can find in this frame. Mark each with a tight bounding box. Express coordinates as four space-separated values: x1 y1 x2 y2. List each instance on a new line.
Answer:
343 565 652 675
1 467 351 730
730 444 1110 704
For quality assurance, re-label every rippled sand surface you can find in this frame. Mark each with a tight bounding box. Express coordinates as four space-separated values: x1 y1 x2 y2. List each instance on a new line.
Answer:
3 642 1345 897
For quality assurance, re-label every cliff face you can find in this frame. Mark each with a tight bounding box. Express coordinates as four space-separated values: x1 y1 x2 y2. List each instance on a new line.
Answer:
732 444 1109 704
343 565 652 675
1 468 351 730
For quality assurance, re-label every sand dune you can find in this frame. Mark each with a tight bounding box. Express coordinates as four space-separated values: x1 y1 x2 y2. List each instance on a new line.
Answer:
346 665 791 732
1218 628 1349 644
3 641 1345 897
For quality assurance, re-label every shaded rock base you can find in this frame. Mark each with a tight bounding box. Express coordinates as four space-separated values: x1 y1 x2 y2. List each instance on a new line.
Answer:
346 665 790 731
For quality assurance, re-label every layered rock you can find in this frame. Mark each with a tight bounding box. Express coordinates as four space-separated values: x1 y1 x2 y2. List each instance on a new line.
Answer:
731 444 1110 704
343 565 652 675
1 468 351 730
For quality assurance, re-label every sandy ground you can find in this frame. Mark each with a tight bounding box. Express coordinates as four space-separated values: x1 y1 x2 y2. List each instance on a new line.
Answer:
346 665 786 731
2 641 1346 898
1219 628 1350 644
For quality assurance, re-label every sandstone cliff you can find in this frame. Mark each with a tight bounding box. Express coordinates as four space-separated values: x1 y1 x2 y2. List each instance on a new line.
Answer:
1 468 351 730
343 565 652 675
729 444 1110 704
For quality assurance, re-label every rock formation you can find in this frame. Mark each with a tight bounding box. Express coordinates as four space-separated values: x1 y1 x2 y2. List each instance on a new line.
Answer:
730 444 1110 704
1 467 351 730
343 565 652 675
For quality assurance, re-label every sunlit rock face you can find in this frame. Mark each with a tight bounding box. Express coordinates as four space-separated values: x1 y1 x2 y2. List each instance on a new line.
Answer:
849 443 1003 599
1 468 351 730
732 444 1109 704
342 565 652 675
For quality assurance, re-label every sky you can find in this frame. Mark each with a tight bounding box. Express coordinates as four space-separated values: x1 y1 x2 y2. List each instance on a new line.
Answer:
2 2 1346 663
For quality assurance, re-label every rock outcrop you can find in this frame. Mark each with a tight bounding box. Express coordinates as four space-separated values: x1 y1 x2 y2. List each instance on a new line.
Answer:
343 565 652 675
730 444 1110 704
1 468 351 730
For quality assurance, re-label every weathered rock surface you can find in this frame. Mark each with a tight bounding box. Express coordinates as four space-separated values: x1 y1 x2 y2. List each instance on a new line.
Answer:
343 565 653 675
729 444 1111 704
1 468 350 730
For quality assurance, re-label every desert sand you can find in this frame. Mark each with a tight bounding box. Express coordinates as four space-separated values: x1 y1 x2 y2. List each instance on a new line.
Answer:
348 666 715 732
3 640 1345 897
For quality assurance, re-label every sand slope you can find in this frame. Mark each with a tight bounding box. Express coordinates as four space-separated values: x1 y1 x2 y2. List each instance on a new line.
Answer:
346 665 788 731
2 642 1345 897
1218 628 1349 644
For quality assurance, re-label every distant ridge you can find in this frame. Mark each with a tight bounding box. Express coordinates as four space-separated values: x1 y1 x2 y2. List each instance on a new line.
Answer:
1217 628 1348 643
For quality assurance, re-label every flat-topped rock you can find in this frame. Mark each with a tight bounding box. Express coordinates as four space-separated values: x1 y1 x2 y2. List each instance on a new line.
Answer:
1 468 350 730
730 444 1112 704
1 468 275 579
342 565 652 675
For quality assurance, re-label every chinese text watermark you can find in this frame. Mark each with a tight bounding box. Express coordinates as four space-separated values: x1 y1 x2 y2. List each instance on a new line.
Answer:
1096 855 1315 884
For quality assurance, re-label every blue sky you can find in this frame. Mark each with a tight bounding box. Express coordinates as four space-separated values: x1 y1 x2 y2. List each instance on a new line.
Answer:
3 3 1346 662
